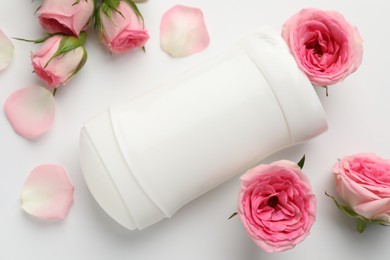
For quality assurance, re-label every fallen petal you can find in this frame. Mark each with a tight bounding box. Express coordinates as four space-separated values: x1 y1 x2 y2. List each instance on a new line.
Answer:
4 85 55 139
160 5 210 58
0 29 14 71
21 164 74 220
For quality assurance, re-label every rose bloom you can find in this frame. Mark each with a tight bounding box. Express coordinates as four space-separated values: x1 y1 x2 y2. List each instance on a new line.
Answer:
333 154 390 223
99 0 149 53
282 8 363 86
32 35 87 88
238 160 316 253
38 0 94 36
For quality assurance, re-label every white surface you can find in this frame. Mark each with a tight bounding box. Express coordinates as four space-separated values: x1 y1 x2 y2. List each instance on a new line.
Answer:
80 29 327 230
0 1 389 259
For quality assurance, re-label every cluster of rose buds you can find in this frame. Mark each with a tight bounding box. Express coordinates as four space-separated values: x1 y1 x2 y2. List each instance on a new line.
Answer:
31 0 148 89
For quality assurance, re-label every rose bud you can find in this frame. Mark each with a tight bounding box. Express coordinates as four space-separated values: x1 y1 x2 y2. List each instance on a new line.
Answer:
330 153 390 232
282 8 363 86
37 0 94 37
31 33 88 88
96 0 149 53
237 159 316 253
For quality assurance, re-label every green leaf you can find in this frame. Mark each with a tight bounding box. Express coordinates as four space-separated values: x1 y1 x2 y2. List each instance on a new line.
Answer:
297 154 305 169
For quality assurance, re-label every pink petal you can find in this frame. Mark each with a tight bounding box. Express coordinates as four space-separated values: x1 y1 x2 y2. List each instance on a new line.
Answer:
160 5 210 58
4 85 55 139
21 164 74 220
354 198 390 220
0 29 14 71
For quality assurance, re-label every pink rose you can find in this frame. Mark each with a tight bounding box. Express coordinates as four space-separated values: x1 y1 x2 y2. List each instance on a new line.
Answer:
38 0 94 36
238 160 316 253
97 0 149 53
32 34 87 88
333 154 390 223
282 8 363 86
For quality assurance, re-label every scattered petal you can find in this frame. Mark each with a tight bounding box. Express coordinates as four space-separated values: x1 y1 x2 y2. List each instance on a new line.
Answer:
0 29 14 71
4 85 55 139
160 5 210 58
21 164 74 220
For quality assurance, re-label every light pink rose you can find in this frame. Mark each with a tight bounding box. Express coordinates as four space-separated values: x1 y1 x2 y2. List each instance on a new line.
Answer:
31 34 87 88
38 0 94 36
282 8 363 86
333 153 390 223
238 160 316 253
98 0 149 53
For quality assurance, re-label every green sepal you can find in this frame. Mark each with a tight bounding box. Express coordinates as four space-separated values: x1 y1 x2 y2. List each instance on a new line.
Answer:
325 191 390 233
356 219 367 233
94 3 103 41
65 46 88 84
72 0 95 6
297 154 305 169
95 1 121 42
228 212 238 220
102 0 120 9
95 0 145 43
45 32 87 68
13 34 53 44
124 0 144 22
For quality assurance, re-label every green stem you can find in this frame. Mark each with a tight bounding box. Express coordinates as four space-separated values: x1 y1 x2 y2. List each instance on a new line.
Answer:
52 88 58 97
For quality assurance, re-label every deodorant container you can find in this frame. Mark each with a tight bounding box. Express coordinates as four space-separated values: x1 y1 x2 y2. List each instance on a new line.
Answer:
79 28 327 230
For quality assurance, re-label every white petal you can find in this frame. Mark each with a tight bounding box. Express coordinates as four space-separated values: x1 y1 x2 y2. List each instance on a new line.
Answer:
0 29 14 71
4 85 55 139
21 164 74 220
160 5 210 58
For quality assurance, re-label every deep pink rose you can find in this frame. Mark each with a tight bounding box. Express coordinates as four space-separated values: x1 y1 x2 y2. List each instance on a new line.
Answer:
38 0 94 36
333 154 390 223
238 160 316 253
98 0 149 53
32 34 87 88
282 8 363 86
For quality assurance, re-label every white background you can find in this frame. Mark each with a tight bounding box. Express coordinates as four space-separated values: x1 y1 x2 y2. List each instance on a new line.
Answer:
1 0 390 259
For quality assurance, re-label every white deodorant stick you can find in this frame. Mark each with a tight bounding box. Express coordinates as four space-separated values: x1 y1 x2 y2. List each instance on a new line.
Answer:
79 28 327 230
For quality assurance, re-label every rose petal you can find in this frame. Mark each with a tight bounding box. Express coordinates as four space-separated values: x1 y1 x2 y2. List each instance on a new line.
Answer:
354 198 390 220
0 29 14 71
4 85 55 139
21 164 74 220
160 5 210 58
